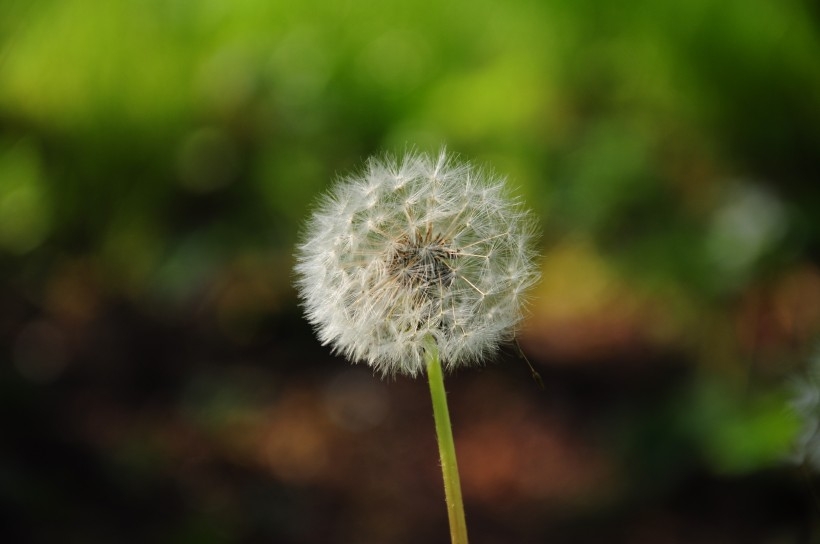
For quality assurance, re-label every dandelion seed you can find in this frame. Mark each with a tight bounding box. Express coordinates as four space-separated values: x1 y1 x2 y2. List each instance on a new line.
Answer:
294 149 540 377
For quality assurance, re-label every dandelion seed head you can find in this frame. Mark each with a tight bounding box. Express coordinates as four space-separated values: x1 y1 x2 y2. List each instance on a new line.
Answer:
789 347 820 470
294 150 540 377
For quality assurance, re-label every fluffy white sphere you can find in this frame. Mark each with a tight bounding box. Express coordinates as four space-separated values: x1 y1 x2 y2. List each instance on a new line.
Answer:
294 150 540 377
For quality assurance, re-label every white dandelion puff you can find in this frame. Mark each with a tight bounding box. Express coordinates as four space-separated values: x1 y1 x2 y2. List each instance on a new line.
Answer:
789 347 820 471
294 149 540 377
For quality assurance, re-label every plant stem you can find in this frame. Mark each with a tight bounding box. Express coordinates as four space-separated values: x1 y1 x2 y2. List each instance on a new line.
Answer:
425 337 469 544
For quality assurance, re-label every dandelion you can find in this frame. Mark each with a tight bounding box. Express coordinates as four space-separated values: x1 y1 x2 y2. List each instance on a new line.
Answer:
294 149 540 544
790 348 820 471
294 149 540 377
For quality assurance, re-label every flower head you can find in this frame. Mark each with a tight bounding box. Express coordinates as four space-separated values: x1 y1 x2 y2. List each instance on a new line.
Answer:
294 150 540 377
789 348 820 470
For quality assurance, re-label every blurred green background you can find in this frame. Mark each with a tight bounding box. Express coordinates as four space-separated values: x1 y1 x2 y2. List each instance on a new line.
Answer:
2 0 820 542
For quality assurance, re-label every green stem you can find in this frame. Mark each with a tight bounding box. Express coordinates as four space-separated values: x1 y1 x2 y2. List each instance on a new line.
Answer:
425 337 469 544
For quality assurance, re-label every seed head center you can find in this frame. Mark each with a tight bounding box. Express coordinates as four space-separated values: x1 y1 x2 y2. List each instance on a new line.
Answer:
389 228 457 293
